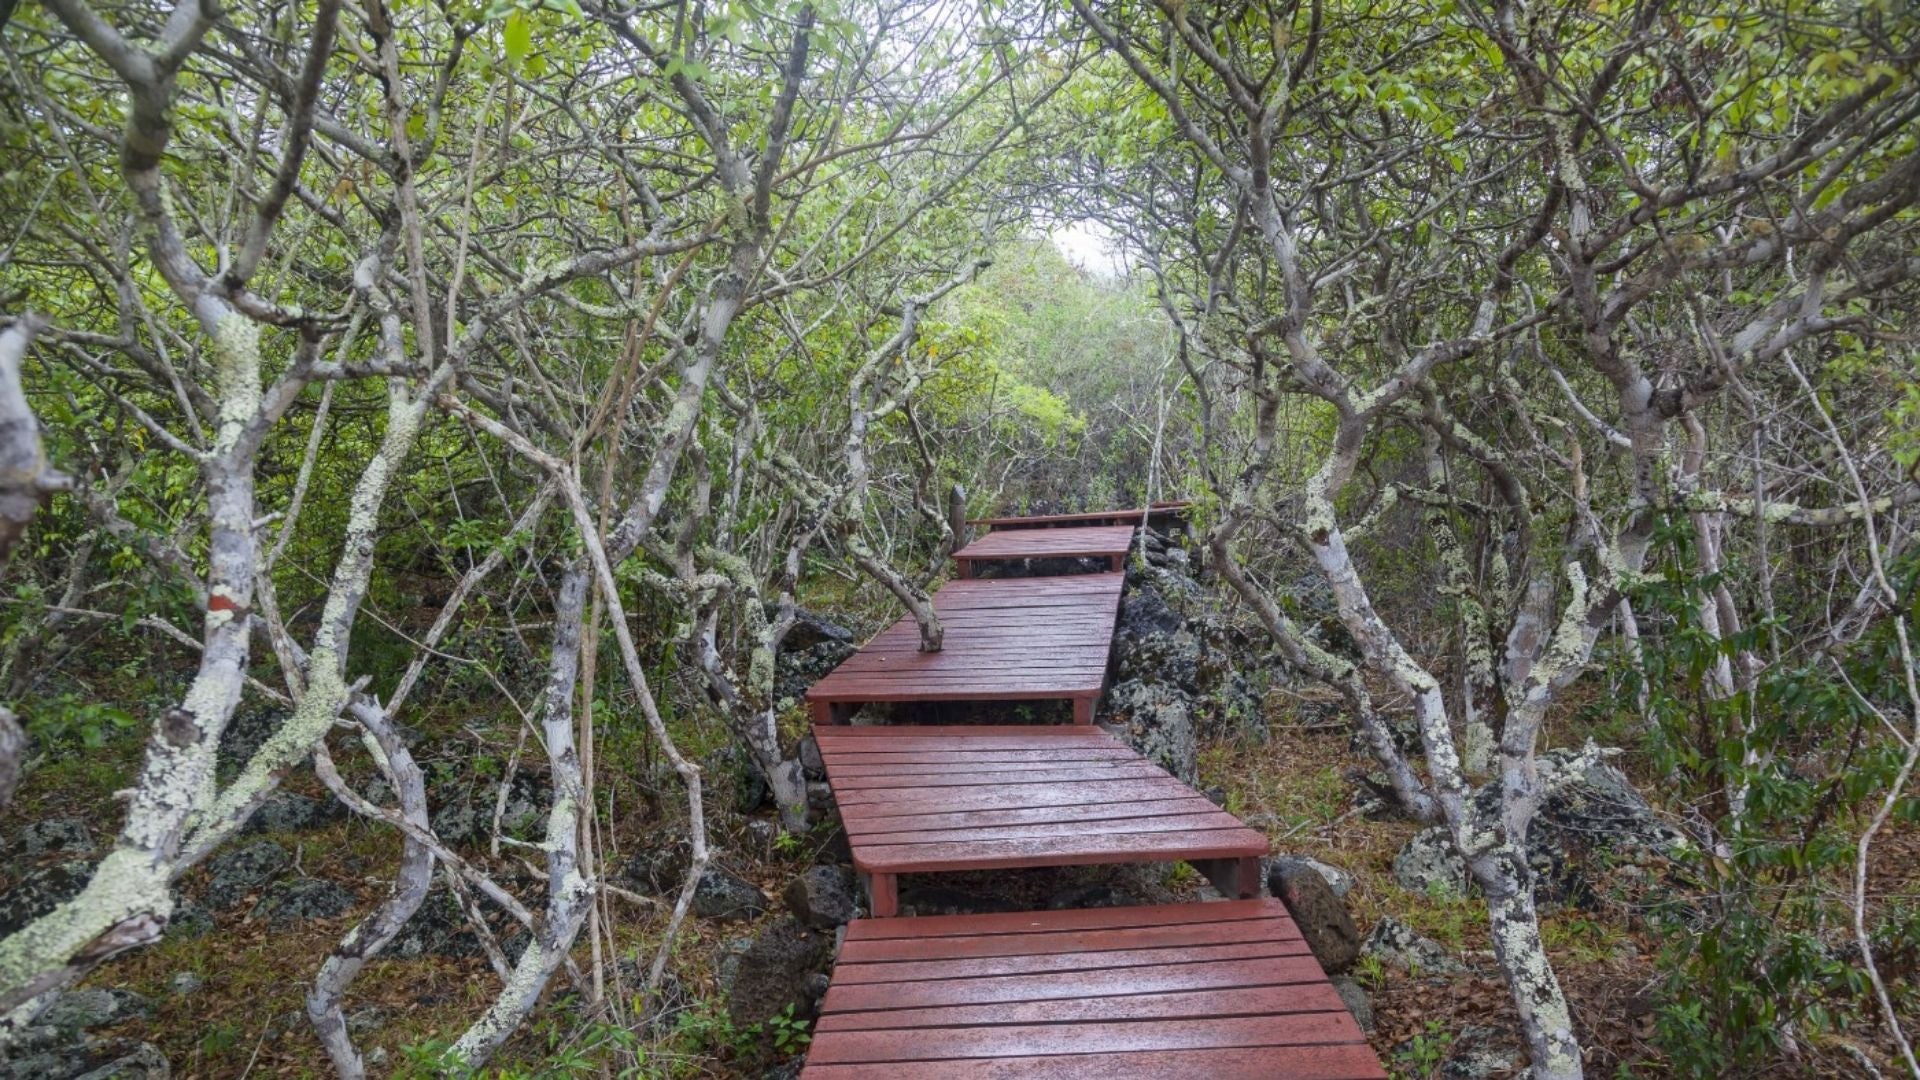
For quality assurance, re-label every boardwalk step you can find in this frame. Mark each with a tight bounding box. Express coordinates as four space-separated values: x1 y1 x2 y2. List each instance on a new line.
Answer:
813 725 1267 910
805 572 1125 722
801 899 1383 1079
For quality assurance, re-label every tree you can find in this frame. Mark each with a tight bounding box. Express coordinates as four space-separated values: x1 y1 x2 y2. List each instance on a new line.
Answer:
1060 0 1919 1074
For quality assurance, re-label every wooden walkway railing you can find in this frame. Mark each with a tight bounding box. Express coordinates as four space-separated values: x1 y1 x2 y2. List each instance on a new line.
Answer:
800 506 1383 1078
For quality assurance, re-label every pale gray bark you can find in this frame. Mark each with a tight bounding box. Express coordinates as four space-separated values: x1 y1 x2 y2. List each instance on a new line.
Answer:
0 316 68 574
306 700 435 1079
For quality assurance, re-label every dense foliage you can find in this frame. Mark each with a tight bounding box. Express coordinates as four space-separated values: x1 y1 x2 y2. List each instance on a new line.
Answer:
0 0 1914 1076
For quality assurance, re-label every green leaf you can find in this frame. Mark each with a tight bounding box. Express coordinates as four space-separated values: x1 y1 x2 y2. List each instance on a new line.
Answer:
503 11 531 70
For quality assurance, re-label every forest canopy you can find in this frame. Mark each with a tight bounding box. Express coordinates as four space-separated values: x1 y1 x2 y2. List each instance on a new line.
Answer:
0 0 1916 1077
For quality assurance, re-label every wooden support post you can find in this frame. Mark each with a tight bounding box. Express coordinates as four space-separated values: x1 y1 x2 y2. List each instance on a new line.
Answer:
864 872 899 917
1109 553 1124 572
810 699 855 725
955 557 972 579
1072 696 1095 725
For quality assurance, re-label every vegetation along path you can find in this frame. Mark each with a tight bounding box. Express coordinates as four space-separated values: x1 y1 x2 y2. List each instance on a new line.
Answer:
2 0 1916 1076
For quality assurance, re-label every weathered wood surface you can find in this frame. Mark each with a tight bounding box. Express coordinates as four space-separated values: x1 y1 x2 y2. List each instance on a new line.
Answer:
964 500 1190 530
815 725 1267 914
952 523 1134 576
804 573 1124 723
800 898 1384 1079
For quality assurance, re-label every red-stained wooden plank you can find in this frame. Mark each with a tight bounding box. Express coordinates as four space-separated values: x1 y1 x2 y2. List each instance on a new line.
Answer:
833 655 1108 671
826 757 1149 777
820 955 1331 1011
847 898 1279 938
806 569 1124 706
840 810 1253 846
839 917 1298 963
828 764 1166 791
854 828 1267 873
832 778 1201 811
964 502 1191 528
808 1013 1365 1065
823 664 1109 678
952 525 1135 562
818 730 1116 742
838 797 1223 835
816 732 1118 749
841 898 1288 940
802 1044 1386 1080
815 749 1136 766
810 680 1113 699
816 983 1344 1032
814 724 1111 738
832 939 1309 984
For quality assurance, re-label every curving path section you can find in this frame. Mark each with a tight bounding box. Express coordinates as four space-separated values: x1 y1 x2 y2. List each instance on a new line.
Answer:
816 724 1266 917
805 572 1124 725
800 506 1384 1078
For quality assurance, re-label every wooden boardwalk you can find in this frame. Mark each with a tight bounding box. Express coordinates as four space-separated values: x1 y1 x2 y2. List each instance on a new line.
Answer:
817 725 1267 916
951 523 1134 577
805 572 1125 725
803 900 1384 1079
799 505 1382 1078
966 500 1191 531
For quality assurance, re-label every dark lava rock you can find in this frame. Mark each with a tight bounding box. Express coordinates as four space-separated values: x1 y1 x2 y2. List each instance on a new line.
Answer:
165 901 213 941
693 867 770 921
15 819 94 857
0 861 92 936
784 609 855 650
218 705 287 780
429 799 484 845
200 840 290 910
1330 974 1375 1033
1100 563 1268 775
249 878 354 926
1046 884 1136 910
816 825 853 865
0 1035 169 1080
1269 859 1359 974
805 782 835 816
1392 826 1471 897
775 640 858 709
1270 854 1353 899
242 791 341 835
84 1041 171 1078
1100 680 1197 782
742 819 781 859
38 988 152 1033
797 735 826 780
618 838 694 896
899 885 1019 917
974 556 1112 579
784 865 858 928
1391 744 1685 908
428 772 549 845
1536 743 1685 861
390 885 525 960
722 916 835 1027
1361 916 1463 975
